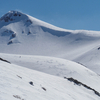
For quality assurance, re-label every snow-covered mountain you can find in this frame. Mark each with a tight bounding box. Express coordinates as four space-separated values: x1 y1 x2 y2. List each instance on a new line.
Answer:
0 10 100 74
1 10 100 100
0 10 100 60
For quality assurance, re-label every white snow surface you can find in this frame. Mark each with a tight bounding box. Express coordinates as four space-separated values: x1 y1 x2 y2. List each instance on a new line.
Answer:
0 53 100 93
74 45 100 74
0 56 100 100
0 11 100 100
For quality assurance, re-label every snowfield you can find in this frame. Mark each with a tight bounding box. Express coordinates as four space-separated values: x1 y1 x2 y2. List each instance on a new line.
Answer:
0 59 100 100
74 45 100 74
0 53 100 93
0 10 100 100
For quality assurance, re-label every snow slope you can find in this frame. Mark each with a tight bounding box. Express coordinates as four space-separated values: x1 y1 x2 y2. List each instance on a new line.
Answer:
0 53 100 93
74 45 100 75
0 58 100 100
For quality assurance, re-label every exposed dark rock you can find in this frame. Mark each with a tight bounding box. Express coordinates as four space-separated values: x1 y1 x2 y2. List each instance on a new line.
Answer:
14 13 17 16
64 77 100 97
3 16 14 22
19 14 21 16
0 58 11 64
10 18 13 21
8 40 13 45
26 19 32 24
28 31 31 35
10 33 16 39
13 95 24 100
17 75 22 79
13 95 21 99
0 11 22 22
98 47 100 50
4 30 14 33
1 30 14 36
29 81 34 86
42 87 46 91
22 31 24 33
25 19 32 26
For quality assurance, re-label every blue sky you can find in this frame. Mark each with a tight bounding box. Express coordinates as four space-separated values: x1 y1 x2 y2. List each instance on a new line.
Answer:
0 0 100 31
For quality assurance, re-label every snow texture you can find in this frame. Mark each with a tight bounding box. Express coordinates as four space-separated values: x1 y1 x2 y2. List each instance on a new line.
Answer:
0 10 100 100
0 58 100 100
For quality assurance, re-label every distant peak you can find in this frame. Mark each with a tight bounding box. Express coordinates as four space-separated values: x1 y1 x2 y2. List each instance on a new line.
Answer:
1 10 22 17
0 10 27 22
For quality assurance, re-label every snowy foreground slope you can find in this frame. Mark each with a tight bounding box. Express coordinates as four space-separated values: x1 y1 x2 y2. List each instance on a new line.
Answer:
0 11 100 74
0 53 100 93
0 59 100 100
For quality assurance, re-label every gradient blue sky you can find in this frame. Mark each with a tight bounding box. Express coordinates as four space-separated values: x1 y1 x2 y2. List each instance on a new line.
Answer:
0 0 100 31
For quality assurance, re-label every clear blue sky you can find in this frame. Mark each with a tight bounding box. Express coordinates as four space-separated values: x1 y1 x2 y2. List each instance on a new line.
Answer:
0 0 100 31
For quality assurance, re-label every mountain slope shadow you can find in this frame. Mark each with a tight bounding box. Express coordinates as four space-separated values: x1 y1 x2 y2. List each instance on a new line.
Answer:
41 26 71 37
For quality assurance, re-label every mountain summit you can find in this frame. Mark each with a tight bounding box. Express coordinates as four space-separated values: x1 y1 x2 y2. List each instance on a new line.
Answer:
0 10 24 22
0 10 71 36
0 11 72 54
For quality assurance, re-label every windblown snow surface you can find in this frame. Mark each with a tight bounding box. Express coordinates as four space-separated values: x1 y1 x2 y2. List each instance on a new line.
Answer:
74 45 100 75
0 10 100 100
0 55 100 100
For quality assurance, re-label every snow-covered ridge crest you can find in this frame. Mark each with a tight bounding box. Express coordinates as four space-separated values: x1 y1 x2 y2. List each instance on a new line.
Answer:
0 10 73 37
1 10 100 36
0 10 69 31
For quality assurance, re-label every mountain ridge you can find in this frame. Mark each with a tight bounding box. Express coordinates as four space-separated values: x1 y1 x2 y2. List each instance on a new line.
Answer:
1 10 100 35
0 10 100 74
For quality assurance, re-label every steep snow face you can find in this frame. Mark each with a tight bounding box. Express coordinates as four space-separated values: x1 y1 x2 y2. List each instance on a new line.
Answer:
0 59 100 100
0 53 100 93
74 45 100 75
